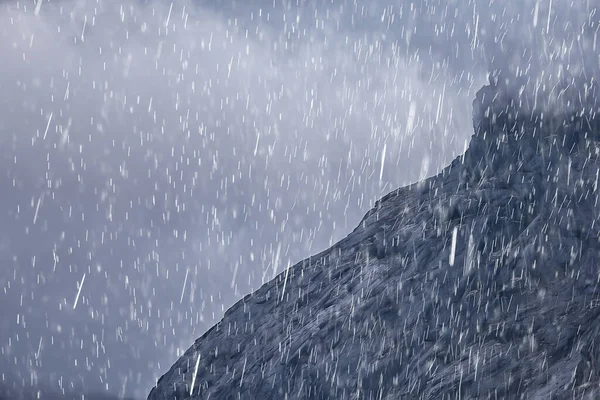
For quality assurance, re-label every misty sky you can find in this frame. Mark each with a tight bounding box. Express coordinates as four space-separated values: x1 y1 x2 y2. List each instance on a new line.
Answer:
0 0 597 398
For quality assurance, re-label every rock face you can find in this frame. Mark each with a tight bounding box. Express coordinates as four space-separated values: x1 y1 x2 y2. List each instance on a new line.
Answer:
148 75 600 399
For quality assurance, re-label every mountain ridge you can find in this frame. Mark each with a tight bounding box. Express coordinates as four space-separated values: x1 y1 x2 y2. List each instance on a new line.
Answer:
148 77 600 399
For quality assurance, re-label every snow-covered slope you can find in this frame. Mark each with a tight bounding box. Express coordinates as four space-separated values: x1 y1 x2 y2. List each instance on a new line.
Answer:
148 75 600 399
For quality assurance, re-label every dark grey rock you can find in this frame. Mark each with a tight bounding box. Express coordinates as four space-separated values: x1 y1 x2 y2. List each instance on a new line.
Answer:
148 76 600 399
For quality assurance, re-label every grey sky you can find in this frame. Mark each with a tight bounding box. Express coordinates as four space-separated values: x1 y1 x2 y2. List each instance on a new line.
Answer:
0 0 596 398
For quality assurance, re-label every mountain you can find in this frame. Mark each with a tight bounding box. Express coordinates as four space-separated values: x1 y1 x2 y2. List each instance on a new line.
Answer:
147 74 600 399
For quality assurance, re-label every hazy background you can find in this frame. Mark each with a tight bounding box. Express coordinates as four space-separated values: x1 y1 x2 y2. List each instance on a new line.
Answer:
0 0 597 398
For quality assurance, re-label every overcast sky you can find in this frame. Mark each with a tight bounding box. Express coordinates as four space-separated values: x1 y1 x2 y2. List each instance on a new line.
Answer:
0 0 597 398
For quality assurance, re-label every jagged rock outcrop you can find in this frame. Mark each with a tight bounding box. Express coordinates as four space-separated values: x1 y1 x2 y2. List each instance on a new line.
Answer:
148 74 600 399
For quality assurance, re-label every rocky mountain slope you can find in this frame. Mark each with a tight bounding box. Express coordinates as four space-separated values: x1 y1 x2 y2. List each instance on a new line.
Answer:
148 74 600 399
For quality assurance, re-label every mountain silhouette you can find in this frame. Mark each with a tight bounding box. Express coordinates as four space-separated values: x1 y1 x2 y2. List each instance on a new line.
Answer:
148 74 600 399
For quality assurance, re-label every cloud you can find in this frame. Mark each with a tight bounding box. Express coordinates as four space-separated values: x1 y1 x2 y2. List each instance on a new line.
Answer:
472 0 600 114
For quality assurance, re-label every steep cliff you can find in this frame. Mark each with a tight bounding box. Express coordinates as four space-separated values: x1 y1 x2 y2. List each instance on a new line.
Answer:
148 75 600 399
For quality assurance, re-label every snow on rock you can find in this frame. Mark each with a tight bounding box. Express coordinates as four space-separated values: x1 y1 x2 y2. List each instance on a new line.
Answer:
148 77 600 399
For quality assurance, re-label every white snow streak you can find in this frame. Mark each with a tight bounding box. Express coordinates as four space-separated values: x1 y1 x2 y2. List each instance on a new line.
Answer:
533 1 540 27
546 0 553 34
33 194 43 224
254 132 260 156
239 357 247 388
52 249 58 272
435 84 446 124
35 337 43 360
449 226 458 266
42 112 53 140
231 261 239 289
190 352 201 396
271 242 282 281
280 261 291 302
34 0 42 16
73 273 86 309
379 143 387 181
180 269 189 304
165 2 174 27
81 15 87 42
63 82 70 100
472 15 479 49
406 102 416 134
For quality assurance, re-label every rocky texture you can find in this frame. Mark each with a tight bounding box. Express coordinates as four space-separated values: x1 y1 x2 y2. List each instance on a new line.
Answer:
148 75 600 399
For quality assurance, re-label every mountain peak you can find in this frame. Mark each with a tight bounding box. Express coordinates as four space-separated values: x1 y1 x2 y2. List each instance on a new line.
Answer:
148 79 600 399
463 70 600 183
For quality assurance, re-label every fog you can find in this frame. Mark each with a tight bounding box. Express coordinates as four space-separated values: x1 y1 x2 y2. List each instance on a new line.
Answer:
0 0 596 398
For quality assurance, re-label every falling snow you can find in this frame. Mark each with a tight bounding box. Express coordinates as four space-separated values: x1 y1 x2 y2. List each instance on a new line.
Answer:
0 0 599 399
